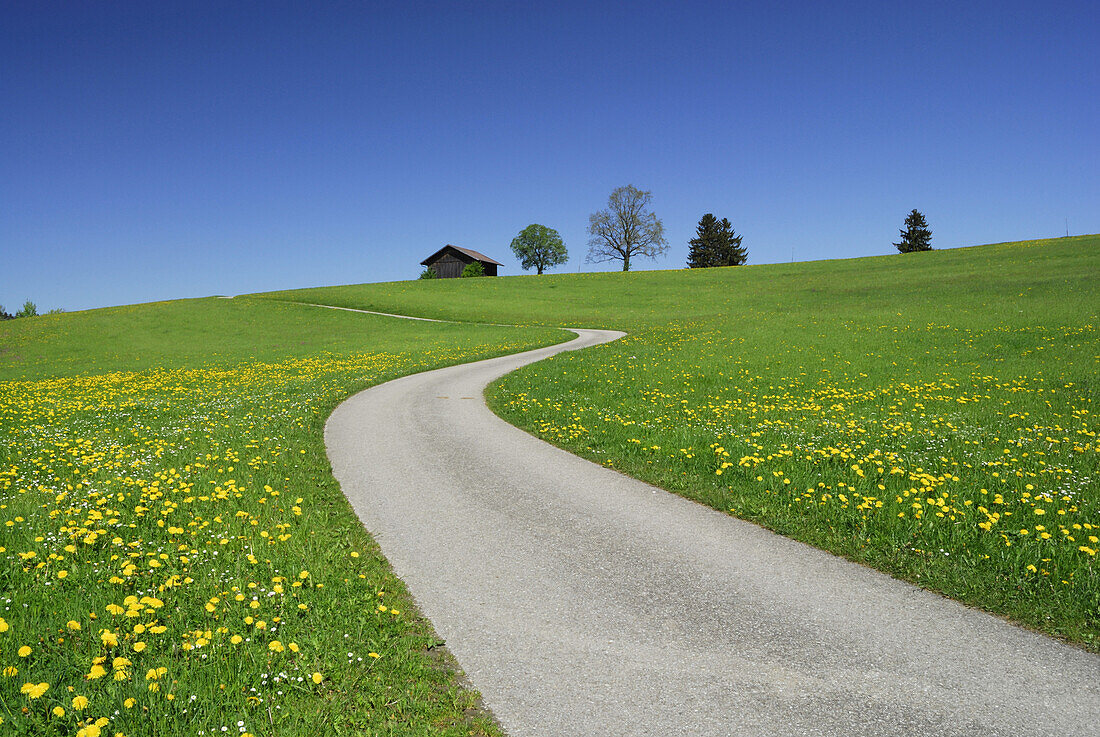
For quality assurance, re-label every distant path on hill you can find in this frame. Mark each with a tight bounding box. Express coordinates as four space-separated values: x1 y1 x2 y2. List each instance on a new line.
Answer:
325 323 1100 736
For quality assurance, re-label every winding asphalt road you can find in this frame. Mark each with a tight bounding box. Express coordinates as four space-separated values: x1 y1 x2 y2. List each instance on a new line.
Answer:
325 327 1100 736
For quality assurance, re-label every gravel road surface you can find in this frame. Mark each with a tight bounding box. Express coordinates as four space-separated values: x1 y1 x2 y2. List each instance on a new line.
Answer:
326 328 1100 736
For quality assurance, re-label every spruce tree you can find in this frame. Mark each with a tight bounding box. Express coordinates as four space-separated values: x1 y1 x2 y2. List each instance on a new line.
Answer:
894 209 933 253
715 217 747 266
688 214 746 267
688 214 721 268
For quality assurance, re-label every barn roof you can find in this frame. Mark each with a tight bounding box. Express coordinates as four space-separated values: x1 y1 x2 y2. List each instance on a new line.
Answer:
420 245 503 267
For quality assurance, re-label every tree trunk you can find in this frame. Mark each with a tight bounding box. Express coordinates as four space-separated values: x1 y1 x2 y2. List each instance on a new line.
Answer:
622 253 630 272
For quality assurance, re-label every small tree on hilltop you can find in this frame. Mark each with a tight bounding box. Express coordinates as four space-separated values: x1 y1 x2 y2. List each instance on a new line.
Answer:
586 185 668 272
461 261 486 277
0 305 13 320
510 224 568 275
15 300 38 318
688 214 746 268
418 266 439 279
894 209 933 253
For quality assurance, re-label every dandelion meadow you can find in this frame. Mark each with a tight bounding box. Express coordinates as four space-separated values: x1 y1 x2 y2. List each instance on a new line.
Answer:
0 297 563 736
264 235 1100 648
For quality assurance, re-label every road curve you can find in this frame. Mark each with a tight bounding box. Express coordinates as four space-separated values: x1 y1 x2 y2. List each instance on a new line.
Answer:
325 328 1100 737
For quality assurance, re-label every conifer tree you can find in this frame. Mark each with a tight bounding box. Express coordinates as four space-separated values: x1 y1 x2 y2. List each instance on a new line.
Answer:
715 217 747 266
688 214 720 268
688 214 746 267
894 209 933 253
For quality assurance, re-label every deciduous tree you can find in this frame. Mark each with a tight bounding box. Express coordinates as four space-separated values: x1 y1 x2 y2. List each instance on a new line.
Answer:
510 224 568 274
586 185 668 272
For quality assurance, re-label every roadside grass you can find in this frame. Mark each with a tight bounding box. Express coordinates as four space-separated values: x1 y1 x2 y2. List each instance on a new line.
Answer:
0 297 564 736
260 235 1100 649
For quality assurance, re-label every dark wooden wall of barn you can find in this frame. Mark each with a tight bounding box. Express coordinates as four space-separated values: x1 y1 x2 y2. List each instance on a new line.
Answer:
431 254 466 278
427 253 497 278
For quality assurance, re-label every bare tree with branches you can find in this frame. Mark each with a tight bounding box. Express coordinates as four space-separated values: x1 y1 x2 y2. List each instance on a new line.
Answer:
586 185 668 272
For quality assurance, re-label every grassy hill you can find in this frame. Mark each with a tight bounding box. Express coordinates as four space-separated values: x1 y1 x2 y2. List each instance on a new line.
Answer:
260 234 1100 649
2 235 1094 736
0 298 563 736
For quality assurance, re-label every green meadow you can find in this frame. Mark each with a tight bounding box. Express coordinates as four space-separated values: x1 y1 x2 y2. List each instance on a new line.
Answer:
263 235 1100 649
0 297 564 736
2 235 1096 737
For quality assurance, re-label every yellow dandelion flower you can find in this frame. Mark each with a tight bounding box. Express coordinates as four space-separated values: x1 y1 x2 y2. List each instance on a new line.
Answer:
268 640 284 652
72 694 89 709
311 672 323 684
17 646 31 657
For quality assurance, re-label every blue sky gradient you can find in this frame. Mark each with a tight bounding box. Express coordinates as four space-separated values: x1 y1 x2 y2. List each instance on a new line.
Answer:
3 1 1097 311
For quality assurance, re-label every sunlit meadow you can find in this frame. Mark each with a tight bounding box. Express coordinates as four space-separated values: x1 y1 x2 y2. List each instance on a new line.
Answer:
0 298 563 736
265 235 1100 648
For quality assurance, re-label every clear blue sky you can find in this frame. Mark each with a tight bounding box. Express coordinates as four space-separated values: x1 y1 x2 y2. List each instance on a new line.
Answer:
3 1 1097 312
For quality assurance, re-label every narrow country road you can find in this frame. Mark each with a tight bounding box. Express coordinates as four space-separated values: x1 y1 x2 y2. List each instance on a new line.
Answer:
325 327 1100 737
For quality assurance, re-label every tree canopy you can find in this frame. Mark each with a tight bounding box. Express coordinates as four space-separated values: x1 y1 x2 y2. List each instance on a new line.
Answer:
586 185 668 272
14 300 38 318
510 224 568 275
687 214 746 267
894 209 933 253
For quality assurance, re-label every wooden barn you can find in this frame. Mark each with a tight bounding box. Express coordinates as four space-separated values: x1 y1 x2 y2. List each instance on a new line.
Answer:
421 245 502 278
